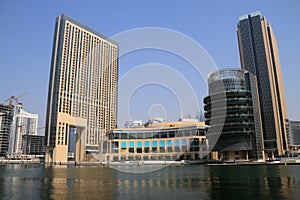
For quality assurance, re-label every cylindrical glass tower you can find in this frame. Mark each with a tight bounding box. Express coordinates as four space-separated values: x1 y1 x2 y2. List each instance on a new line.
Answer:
204 68 263 161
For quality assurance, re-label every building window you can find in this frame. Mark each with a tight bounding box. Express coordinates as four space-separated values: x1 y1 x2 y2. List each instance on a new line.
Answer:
113 156 119 162
152 147 157 153
129 148 134 153
160 140 165 153
190 138 199 152
169 131 175 137
135 155 141 160
143 156 149 160
129 141 134 147
128 155 134 161
144 141 150 153
121 156 126 161
165 155 171 161
161 132 168 138
121 133 128 139
166 140 172 152
129 141 134 153
152 140 157 152
137 141 142 153
144 148 150 153
121 141 126 152
174 147 180 152
160 140 165 147
182 139 187 146
112 141 119 153
150 155 156 160
113 133 119 139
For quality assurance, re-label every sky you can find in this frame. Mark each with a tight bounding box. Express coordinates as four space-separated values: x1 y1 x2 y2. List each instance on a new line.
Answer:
0 1 299 132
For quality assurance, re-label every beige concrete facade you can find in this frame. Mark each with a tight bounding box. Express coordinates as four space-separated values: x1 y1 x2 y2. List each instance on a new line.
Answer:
261 20 288 156
45 14 118 163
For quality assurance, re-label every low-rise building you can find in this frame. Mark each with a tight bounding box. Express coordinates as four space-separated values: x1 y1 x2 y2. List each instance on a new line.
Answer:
286 120 300 153
99 121 209 163
21 135 45 155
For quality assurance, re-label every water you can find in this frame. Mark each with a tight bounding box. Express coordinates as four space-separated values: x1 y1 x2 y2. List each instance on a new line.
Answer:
0 164 300 199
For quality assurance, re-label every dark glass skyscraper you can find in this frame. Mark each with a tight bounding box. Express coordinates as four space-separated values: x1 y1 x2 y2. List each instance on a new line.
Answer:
237 11 288 157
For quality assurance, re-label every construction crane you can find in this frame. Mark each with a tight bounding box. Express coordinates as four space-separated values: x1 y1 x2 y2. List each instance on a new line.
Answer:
4 93 27 107
4 96 15 107
13 93 27 106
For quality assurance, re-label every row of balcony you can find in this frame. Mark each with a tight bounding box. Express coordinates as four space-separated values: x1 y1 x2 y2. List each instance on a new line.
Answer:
204 106 253 118
203 91 252 104
204 99 252 110
206 122 255 130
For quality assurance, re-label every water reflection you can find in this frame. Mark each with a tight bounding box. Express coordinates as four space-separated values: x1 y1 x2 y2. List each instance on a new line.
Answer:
0 164 299 199
44 166 116 199
208 165 300 200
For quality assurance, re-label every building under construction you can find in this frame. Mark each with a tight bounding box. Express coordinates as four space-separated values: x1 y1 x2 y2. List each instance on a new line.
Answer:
0 104 13 156
1 94 41 157
9 103 39 155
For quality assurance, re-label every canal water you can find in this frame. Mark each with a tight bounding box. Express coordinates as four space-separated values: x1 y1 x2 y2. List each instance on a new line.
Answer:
0 164 299 199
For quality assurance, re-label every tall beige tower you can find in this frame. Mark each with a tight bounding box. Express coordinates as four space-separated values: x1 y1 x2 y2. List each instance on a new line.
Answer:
45 14 118 162
237 11 288 157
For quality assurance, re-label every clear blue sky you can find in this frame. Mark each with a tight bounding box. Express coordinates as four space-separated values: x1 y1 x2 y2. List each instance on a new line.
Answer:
0 1 299 131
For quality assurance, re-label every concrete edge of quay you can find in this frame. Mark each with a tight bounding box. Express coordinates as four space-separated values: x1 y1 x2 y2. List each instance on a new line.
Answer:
2 159 300 167
0 160 41 164
206 159 300 166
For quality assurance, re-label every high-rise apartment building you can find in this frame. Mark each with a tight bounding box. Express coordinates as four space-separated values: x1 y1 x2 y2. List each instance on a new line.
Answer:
45 14 118 162
237 11 288 157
